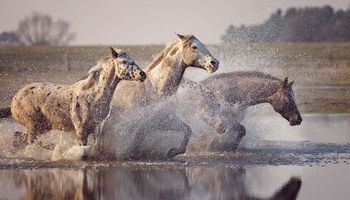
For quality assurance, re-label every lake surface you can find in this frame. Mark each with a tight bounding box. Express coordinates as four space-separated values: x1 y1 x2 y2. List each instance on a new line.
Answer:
1 114 350 200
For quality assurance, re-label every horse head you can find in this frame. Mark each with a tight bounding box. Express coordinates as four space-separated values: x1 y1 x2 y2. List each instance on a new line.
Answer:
176 33 219 73
268 77 302 126
109 47 146 82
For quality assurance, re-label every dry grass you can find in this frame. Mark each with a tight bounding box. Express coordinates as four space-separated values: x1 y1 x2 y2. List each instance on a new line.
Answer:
1 42 350 113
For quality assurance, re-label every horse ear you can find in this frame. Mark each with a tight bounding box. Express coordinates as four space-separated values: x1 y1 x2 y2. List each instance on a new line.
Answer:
289 80 295 87
175 33 186 40
110 47 119 58
283 77 289 88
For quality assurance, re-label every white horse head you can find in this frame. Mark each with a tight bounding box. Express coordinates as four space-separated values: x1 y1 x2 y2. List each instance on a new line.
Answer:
176 33 219 73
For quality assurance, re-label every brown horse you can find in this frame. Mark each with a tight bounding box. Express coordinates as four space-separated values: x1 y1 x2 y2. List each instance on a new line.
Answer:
183 71 302 152
10 48 146 151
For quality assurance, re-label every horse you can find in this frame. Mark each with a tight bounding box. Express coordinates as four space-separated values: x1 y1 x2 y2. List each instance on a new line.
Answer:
10 48 146 151
103 34 221 159
181 71 302 152
111 33 219 110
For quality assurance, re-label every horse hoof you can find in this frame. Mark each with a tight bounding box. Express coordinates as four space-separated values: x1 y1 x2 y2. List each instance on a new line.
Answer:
167 148 179 158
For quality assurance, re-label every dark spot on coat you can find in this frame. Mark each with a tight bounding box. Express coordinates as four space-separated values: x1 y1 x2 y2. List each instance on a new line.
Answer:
47 92 51 96
34 106 40 113
57 87 62 89
29 86 36 90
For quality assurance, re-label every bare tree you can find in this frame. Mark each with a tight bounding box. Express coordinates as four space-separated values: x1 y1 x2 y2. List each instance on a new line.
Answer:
17 12 75 45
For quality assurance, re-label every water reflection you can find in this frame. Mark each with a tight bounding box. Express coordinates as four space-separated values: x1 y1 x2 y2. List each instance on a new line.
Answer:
0 166 301 200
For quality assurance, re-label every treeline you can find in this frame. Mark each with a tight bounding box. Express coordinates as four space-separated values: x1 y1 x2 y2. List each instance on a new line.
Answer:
222 5 350 43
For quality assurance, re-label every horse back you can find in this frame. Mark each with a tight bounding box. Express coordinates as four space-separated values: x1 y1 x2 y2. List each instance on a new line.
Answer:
11 82 75 131
200 74 243 104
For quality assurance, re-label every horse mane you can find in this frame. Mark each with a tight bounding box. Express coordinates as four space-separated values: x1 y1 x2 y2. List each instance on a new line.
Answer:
212 71 280 81
144 35 195 73
80 56 113 90
144 40 178 73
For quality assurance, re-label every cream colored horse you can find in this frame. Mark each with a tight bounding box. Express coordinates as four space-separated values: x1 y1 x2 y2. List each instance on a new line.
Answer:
103 34 221 158
11 48 146 149
111 33 219 110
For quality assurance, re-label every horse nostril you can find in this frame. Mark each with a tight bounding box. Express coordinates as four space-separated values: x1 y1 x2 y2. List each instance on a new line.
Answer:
139 71 146 77
291 115 302 126
298 116 302 124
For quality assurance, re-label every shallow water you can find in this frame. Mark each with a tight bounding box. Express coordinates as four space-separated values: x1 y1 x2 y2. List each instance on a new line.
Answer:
1 114 350 199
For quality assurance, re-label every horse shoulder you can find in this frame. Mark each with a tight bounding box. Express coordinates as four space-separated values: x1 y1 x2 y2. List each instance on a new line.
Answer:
112 81 146 108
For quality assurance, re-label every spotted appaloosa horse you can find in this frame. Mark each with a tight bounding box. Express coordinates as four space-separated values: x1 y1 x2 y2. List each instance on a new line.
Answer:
10 48 146 150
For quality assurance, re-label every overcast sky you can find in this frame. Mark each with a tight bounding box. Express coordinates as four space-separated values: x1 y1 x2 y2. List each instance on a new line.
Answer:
1 0 349 45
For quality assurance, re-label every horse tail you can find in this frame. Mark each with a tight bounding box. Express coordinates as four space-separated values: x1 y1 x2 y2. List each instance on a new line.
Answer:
0 107 11 118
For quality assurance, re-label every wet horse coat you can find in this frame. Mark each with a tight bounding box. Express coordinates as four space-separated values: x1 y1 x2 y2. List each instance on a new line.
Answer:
111 34 219 110
103 34 220 158
184 71 302 152
11 48 146 148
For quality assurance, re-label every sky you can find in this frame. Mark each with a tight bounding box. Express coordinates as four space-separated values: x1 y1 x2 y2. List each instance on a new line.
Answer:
0 0 349 45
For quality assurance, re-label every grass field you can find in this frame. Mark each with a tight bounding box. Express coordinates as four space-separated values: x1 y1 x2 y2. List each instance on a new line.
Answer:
0 42 350 113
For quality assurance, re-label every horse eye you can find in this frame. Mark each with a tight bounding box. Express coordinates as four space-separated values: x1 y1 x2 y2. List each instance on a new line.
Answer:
192 45 197 50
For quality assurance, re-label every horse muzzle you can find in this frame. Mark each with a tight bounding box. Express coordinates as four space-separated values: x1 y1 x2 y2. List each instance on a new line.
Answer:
138 71 147 82
206 59 219 73
290 115 302 126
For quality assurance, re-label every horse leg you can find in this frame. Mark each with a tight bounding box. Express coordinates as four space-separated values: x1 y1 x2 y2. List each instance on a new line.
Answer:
233 123 246 148
91 126 105 157
71 112 90 147
28 125 52 148
209 123 246 152
13 107 51 148
13 131 28 149
165 115 192 158
92 116 110 156
133 111 192 158
77 129 89 146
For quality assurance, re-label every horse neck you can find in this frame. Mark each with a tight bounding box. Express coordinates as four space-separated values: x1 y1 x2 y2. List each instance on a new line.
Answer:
146 43 185 96
92 63 120 102
244 78 280 107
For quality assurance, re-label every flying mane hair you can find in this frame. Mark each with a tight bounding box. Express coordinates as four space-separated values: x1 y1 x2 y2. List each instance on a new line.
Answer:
144 35 195 73
81 54 122 90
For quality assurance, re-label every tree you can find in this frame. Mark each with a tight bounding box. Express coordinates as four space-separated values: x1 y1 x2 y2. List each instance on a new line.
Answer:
0 31 22 45
17 12 75 45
